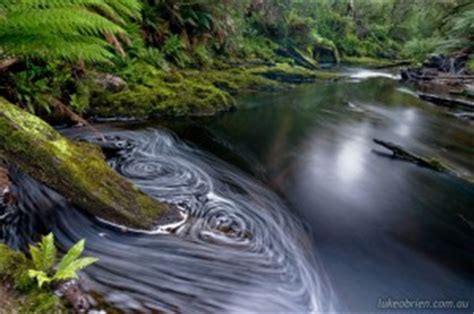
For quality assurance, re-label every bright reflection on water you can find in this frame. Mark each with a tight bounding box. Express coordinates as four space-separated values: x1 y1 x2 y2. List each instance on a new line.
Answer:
163 74 473 312
335 132 367 184
346 68 401 80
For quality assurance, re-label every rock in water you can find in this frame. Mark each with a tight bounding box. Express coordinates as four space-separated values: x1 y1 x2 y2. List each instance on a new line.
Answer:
0 97 176 230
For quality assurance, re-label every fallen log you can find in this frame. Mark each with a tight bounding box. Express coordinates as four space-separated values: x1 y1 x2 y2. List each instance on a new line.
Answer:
372 139 452 173
418 92 474 110
415 75 474 80
0 97 176 230
275 46 320 70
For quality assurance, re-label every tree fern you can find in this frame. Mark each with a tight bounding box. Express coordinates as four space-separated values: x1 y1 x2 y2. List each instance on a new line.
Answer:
0 0 142 62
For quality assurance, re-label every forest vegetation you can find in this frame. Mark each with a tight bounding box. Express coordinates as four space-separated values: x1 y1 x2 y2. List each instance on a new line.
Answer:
0 0 472 121
0 0 473 312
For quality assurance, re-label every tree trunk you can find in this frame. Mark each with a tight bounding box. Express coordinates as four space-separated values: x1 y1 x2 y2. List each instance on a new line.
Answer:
0 98 177 230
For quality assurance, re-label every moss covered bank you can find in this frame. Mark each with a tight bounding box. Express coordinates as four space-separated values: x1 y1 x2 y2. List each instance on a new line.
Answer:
86 62 342 120
0 98 176 229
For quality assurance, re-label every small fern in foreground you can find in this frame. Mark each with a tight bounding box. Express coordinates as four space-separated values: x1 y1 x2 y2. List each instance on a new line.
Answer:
28 233 98 288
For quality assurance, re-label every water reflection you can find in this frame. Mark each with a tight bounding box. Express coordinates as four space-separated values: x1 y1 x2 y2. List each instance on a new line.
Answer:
168 75 474 312
336 132 368 184
395 108 416 137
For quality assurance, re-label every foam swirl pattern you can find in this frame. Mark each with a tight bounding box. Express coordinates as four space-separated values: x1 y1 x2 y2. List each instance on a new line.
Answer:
12 128 336 313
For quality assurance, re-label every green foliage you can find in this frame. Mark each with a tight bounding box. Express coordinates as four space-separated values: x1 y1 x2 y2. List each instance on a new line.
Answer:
10 61 73 114
27 233 98 288
29 233 57 273
0 244 63 313
468 57 474 73
442 4 474 53
193 45 213 67
21 291 62 314
162 35 191 68
0 0 141 62
239 36 279 61
402 38 441 62
0 0 472 122
0 244 34 291
70 83 91 114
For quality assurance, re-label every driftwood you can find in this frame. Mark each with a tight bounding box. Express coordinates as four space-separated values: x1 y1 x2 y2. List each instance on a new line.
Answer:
418 92 474 110
372 139 452 172
0 97 177 229
416 75 474 80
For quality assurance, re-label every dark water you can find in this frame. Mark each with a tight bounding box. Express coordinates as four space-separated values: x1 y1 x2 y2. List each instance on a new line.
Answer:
2 69 473 313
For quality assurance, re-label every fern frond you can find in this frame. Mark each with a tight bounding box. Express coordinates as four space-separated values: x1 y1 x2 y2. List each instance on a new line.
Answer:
28 270 53 288
2 9 124 37
0 0 142 62
28 233 57 272
105 0 142 20
29 245 44 271
0 34 114 62
56 239 86 273
54 257 98 281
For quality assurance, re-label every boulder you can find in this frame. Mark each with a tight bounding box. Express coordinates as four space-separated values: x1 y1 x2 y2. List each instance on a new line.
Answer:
93 73 127 92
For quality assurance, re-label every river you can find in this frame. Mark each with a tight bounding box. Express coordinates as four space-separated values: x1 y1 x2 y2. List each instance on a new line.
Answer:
3 69 473 313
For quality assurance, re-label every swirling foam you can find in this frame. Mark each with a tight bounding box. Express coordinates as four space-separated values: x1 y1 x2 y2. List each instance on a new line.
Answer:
11 128 337 313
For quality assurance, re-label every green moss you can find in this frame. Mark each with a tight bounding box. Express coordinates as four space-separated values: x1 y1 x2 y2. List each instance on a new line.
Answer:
21 291 62 314
312 38 340 64
194 69 282 93
92 71 234 118
238 36 280 61
468 57 474 73
0 245 33 291
250 63 342 82
0 98 171 229
90 62 342 118
0 245 63 313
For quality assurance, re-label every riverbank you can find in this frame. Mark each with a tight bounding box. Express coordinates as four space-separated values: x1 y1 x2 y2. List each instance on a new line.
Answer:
76 61 344 121
400 54 474 121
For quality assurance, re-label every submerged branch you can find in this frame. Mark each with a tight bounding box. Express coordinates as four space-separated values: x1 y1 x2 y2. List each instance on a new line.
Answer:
372 139 453 173
418 92 474 110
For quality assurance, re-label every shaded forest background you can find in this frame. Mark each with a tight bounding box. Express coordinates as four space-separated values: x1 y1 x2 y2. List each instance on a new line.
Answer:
0 0 473 118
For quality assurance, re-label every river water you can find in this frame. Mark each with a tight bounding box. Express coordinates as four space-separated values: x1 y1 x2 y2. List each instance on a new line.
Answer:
2 69 473 313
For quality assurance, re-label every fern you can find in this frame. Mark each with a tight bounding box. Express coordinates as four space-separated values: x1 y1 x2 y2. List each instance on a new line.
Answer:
441 4 474 53
29 233 57 273
27 233 98 289
0 0 142 62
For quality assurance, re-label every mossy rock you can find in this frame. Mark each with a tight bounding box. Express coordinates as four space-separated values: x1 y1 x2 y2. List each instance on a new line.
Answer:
0 98 174 229
192 69 283 94
250 63 342 83
90 69 234 118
